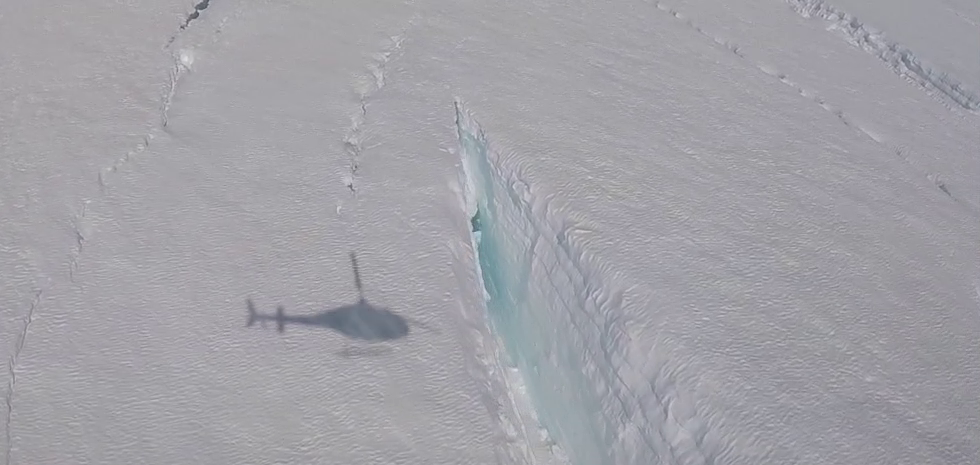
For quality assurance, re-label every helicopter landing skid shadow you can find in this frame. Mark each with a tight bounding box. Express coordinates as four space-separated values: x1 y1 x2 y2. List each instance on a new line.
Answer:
338 345 394 358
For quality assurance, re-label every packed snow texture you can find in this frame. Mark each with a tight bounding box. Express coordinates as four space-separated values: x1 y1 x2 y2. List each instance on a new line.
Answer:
3 0 979 464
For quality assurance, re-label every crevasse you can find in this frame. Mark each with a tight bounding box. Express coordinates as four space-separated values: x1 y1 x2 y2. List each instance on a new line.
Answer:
453 99 724 465
454 100 608 464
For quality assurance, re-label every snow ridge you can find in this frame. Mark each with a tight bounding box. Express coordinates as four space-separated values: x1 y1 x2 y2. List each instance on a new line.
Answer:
785 0 980 112
3 290 41 465
454 101 726 465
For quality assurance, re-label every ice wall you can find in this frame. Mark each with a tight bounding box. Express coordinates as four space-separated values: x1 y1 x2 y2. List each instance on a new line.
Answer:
453 100 723 465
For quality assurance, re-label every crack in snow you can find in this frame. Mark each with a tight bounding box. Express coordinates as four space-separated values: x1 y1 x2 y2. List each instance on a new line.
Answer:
165 0 213 47
67 200 92 282
785 0 980 113
652 1 972 210
3 290 42 465
181 0 212 30
84 2 214 278
2 7 224 456
341 29 411 197
163 0 234 54
161 56 190 129
343 102 368 196
98 134 155 191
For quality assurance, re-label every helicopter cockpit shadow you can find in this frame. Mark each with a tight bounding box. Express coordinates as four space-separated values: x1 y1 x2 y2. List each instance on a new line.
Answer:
246 252 409 342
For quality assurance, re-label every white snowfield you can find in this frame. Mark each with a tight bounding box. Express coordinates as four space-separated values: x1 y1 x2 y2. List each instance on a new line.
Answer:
2 1 977 465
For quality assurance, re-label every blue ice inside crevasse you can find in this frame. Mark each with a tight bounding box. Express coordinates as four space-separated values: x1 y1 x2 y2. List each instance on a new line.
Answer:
454 101 616 465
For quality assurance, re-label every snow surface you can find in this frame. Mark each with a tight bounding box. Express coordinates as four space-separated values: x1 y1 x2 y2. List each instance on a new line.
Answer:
2 0 979 464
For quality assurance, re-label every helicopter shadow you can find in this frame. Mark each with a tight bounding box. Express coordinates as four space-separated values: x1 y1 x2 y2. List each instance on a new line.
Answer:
246 252 411 343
